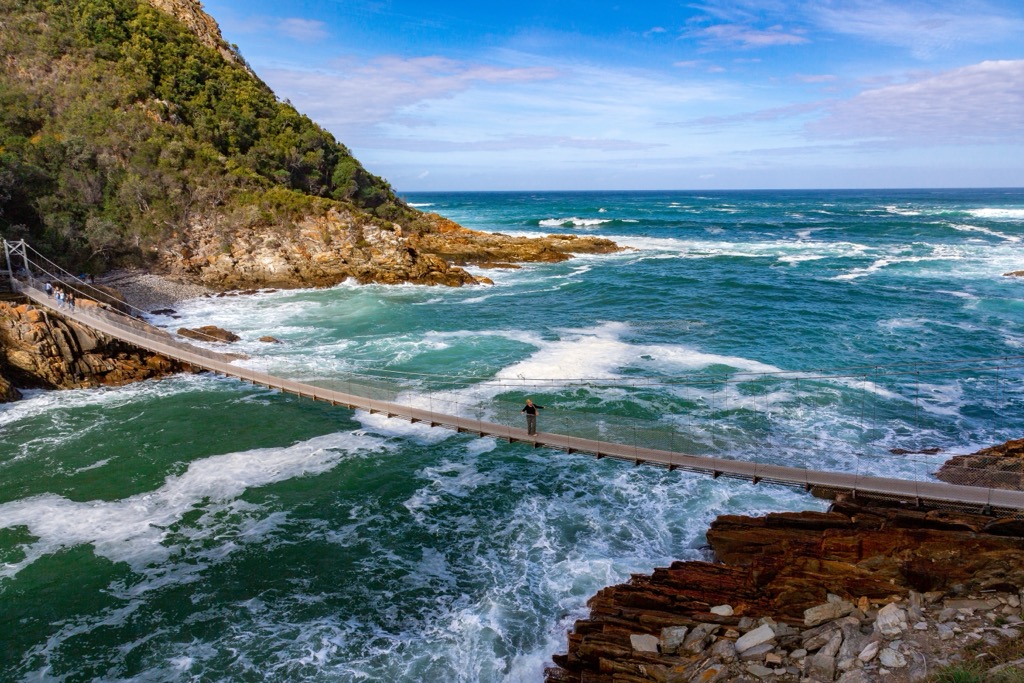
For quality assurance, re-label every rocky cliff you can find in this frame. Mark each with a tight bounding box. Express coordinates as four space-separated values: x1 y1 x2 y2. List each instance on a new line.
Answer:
0 300 183 400
146 0 245 67
547 495 1024 682
162 208 621 289
0 0 620 289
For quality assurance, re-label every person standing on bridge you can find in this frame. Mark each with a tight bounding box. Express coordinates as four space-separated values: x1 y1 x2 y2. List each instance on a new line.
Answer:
521 399 545 436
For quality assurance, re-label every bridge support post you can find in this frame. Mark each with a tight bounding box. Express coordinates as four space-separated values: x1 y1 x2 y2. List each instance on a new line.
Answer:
3 239 29 289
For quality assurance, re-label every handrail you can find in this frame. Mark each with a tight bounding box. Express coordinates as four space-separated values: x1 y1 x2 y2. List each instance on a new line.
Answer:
11 279 1024 515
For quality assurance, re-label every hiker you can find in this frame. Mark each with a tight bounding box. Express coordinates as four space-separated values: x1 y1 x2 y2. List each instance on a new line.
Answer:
44 282 53 297
521 398 545 436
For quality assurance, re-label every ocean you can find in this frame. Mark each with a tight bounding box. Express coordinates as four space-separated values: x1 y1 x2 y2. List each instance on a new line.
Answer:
2 188 1023 681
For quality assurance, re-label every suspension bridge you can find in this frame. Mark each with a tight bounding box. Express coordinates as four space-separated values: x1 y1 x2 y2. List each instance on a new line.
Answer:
4 238 1024 513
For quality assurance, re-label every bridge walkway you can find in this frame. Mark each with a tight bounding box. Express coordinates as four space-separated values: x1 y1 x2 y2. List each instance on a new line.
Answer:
12 281 1024 514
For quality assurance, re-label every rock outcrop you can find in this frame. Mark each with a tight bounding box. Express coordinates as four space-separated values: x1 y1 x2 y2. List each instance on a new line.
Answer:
935 439 1024 490
0 301 184 400
177 325 240 343
546 497 1024 682
159 208 621 290
146 0 245 67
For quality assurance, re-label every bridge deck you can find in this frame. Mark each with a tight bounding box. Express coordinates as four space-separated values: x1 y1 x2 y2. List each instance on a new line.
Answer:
15 283 1024 514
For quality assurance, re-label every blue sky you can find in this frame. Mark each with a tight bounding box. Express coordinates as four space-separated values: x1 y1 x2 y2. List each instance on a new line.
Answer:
203 0 1024 191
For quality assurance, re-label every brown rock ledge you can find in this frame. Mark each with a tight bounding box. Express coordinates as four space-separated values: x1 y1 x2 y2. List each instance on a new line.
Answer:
935 439 1024 490
546 496 1024 682
0 301 186 401
157 209 622 291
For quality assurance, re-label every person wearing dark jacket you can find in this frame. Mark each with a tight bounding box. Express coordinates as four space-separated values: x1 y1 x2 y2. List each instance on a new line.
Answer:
521 398 545 435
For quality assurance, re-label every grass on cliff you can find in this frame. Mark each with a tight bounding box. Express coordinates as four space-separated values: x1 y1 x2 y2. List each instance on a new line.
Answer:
931 631 1024 683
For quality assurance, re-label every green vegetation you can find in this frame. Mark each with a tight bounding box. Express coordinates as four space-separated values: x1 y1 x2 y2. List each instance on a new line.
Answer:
0 0 413 272
930 631 1024 683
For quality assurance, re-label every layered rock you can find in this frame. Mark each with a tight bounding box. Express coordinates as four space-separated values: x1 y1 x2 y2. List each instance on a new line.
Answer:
546 497 1024 682
935 438 1024 490
0 301 184 400
158 208 621 290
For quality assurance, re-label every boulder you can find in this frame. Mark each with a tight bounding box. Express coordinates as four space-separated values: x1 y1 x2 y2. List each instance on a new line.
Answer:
177 325 240 343
856 643 880 663
682 623 719 654
735 624 775 654
805 598 855 626
805 652 837 681
660 625 688 654
874 603 908 637
879 646 907 668
629 634 659 653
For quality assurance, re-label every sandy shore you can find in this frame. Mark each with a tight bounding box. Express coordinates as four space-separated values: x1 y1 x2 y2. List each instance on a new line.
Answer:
96 270 214 312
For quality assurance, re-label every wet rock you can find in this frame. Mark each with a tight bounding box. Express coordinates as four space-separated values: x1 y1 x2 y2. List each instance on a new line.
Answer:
258 336 283 344
177 325 240 343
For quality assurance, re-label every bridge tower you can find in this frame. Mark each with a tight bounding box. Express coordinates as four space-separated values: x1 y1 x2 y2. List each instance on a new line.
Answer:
2 239 29 291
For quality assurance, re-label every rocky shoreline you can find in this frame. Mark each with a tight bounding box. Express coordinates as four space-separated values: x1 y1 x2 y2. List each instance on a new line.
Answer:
158 210 623 291
545 493 1024 682
0 300 187 400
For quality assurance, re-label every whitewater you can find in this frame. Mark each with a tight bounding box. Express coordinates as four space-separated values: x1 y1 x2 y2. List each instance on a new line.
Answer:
1 188 1023 681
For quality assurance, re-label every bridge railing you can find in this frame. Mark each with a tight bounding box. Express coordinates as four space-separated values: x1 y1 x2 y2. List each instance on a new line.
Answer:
10 261 1024 512
290 371 1024 499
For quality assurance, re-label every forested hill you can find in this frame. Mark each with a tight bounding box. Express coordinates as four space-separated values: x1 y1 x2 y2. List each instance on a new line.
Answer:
0 0 415 273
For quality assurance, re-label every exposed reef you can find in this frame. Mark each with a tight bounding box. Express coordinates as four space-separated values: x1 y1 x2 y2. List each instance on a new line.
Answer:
546 494 1024 682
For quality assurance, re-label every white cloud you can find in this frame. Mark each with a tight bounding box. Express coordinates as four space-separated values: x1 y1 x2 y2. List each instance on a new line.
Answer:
261 56 559 130
808 60 1024 141
690 22 808 48
277 18 329 42
810 0 1024 59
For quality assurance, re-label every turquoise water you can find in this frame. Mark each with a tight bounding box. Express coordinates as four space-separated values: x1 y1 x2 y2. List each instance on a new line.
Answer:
2 189 1024 681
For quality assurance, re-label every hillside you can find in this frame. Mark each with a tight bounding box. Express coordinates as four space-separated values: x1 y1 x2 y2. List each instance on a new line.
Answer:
0 0 618 287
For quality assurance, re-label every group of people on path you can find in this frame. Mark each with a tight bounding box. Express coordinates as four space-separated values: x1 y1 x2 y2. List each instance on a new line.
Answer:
44 282 76 311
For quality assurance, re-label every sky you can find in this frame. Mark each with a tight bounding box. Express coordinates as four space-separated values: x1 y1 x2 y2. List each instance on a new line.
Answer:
202 0 1024 191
